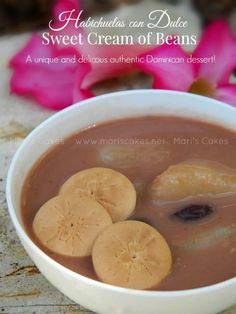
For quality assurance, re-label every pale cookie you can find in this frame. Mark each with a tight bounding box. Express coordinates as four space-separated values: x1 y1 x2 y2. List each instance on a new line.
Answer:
33 195 112 257
92 220 172 290
150 159 236 202
60 167 136 222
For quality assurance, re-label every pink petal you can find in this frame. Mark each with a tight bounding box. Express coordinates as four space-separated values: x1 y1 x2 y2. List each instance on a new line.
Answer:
11 65 75 110
10 34 54 67
136 44 196 91
10 34 90 110
193 20 236 85
217 84 236 107
81 44 144 89
53 0 80 16
51 0 81 33
73 63 94 102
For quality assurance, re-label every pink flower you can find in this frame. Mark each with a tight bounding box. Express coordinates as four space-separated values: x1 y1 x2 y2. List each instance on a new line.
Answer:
136 20 236 106
11 0 235 111
10 0 93 110
50 0 144 90
10 34 91 110
9 0 142 109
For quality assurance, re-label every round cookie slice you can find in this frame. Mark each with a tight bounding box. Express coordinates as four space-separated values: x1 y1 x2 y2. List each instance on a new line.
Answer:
33 195 112 257
92 220 172 290
60 167 136 222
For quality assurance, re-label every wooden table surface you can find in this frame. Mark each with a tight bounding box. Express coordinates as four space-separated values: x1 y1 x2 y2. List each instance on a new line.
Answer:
0 33 235 314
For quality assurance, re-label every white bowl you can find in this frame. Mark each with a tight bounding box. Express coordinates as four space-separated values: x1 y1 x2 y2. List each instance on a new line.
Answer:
6 90 236 314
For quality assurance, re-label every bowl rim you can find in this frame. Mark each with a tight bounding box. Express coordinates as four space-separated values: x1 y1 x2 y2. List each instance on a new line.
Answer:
6 89 236 297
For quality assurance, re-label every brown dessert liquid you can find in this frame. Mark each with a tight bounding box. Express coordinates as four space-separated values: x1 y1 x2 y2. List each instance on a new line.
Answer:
21 116 236 290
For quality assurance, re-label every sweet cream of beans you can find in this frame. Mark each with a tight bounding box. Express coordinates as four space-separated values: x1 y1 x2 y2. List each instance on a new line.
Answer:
21 116 236 290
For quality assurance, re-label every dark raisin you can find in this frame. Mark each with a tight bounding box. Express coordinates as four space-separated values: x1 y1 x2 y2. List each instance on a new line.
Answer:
172 204 214 222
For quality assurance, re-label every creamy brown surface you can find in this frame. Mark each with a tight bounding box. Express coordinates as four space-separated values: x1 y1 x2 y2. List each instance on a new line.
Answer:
21 116 236 290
